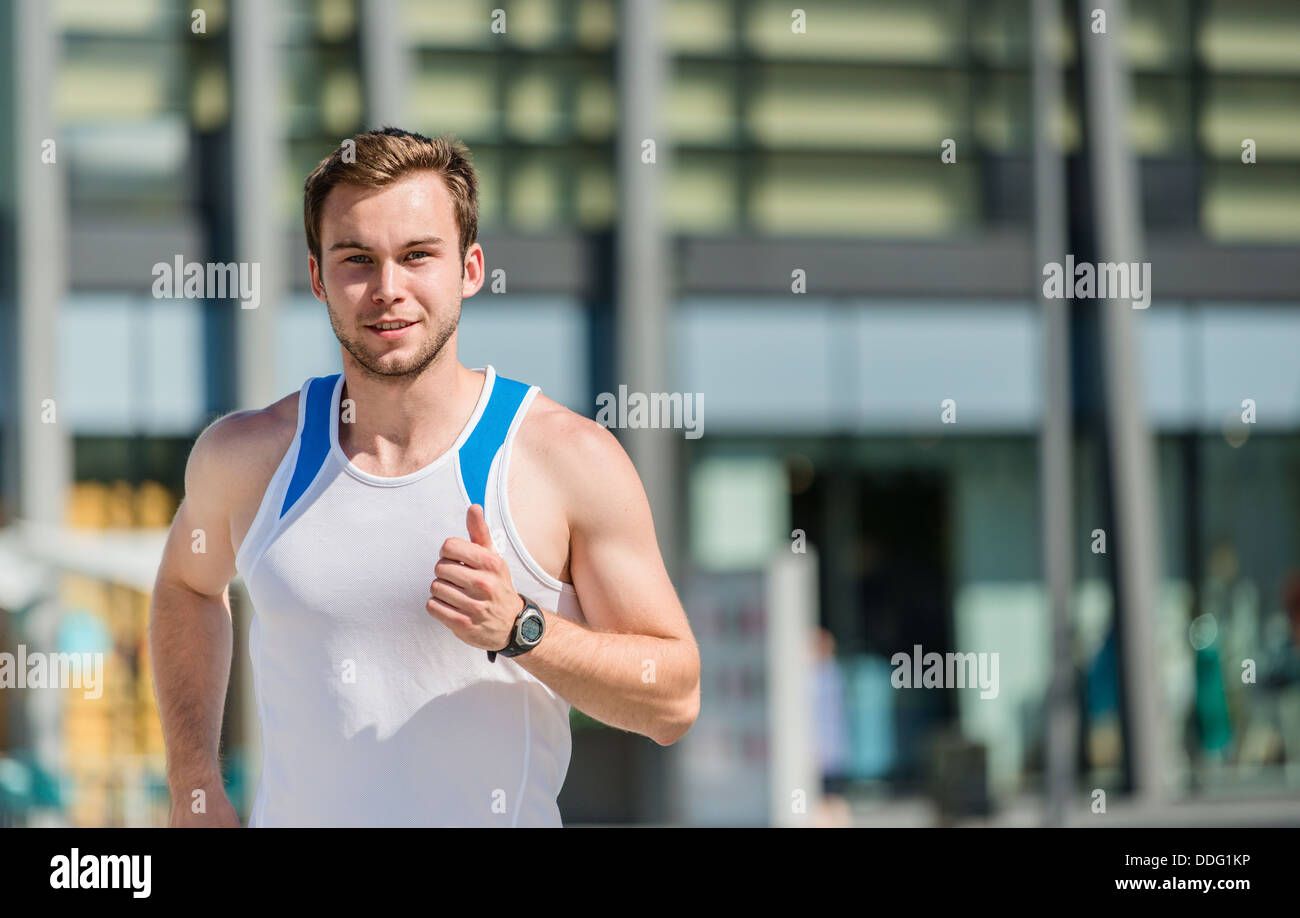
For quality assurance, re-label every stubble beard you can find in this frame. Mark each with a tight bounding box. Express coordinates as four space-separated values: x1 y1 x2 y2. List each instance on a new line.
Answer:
326 289 461 382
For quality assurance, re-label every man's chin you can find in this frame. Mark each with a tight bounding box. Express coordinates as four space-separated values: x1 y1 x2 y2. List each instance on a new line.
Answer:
362 359 419 378
352 348 435 379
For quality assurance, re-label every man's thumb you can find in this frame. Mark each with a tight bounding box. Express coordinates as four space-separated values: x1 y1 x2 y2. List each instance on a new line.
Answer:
467 504 493 548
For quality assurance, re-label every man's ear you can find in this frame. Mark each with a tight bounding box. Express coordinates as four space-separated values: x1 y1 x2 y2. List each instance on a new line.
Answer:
308 252 327 303
461 242 485 298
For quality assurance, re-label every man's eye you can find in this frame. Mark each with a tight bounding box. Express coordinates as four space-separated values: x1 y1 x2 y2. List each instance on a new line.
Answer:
407 251 430 261
345 254 369 264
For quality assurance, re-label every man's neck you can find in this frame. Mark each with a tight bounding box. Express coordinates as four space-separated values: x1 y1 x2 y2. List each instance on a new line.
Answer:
336 354 486 476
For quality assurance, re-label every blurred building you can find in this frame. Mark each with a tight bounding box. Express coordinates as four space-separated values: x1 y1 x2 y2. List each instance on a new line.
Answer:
1 0 1298 826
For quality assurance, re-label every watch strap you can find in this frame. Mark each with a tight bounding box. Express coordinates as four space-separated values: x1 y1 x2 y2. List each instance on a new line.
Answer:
487 594 532 663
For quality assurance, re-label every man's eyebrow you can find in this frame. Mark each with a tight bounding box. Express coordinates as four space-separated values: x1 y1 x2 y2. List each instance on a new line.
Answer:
328 236 446 252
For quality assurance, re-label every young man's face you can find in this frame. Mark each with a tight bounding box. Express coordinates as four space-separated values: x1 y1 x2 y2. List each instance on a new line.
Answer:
309 170 483 380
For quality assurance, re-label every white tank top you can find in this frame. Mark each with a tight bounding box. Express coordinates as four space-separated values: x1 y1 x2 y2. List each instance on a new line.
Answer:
234 366 585 827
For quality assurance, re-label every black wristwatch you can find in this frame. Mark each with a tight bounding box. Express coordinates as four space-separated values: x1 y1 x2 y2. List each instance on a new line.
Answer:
488 594 546 662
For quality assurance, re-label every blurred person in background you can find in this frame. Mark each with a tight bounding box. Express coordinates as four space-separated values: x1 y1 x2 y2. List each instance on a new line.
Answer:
814 626 852 827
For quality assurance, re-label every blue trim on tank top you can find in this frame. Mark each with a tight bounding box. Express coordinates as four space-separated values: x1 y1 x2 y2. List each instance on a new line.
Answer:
280 374 340 519
459 374 530 510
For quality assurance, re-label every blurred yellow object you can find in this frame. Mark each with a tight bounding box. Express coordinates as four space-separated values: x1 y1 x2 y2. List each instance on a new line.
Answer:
135 482 176 528
67 482 109 529
53 480 178 824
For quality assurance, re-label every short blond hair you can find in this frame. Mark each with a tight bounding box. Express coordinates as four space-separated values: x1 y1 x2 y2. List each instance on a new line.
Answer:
303 127 479 265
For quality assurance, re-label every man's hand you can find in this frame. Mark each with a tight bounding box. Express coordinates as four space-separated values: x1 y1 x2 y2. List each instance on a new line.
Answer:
426 504 523 653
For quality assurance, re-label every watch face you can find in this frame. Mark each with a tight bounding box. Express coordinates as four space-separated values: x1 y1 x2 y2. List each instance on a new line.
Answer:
520 613 543 643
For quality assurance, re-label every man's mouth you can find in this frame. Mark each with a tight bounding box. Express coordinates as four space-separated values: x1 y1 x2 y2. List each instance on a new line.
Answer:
367 319 417 338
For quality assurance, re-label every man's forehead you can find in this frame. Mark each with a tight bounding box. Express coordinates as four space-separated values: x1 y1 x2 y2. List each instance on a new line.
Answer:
321 172 455 237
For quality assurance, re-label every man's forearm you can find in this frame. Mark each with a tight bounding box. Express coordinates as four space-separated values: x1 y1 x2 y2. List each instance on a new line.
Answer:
149 580 234 795
510 610 700 745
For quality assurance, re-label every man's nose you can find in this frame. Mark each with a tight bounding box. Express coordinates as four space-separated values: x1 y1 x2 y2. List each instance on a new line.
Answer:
374 258 403 302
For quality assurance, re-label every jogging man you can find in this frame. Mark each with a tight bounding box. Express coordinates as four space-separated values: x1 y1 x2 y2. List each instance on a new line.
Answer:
149 127 701 827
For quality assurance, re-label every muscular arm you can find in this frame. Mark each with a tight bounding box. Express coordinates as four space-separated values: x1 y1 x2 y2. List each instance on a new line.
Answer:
509 419 700 746
149 420 239 824
149 401 294 825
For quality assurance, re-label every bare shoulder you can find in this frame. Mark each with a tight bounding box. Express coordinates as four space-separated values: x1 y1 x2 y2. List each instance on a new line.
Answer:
189 393 298 485
184 391 301 538
514 392 644 527
155 391 301 590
